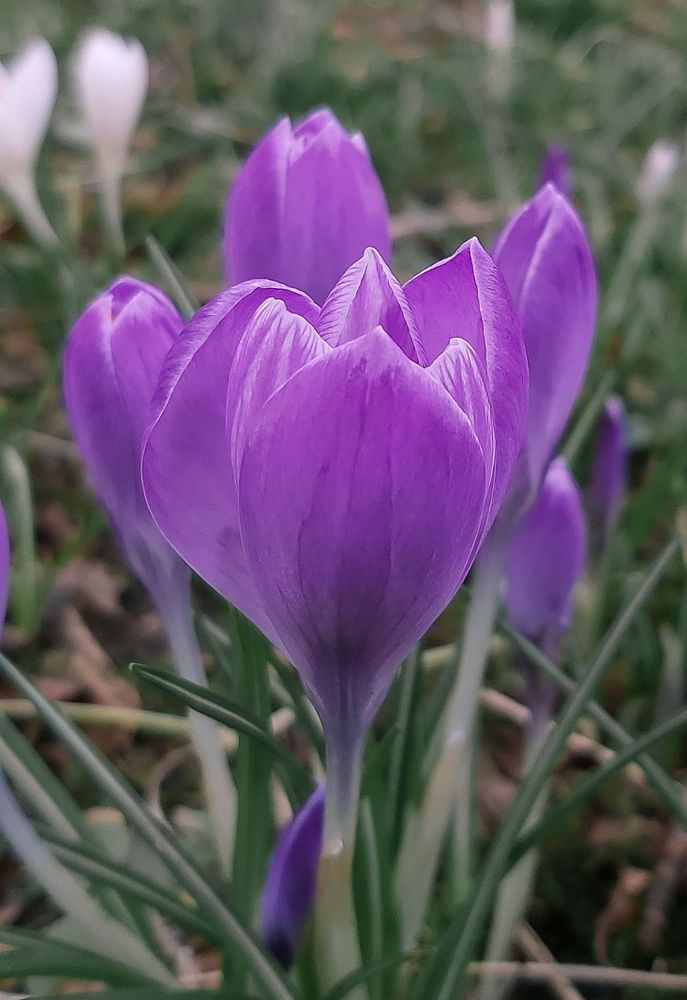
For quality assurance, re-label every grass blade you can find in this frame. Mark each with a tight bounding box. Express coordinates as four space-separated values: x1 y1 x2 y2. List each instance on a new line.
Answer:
417 536 679 1000
0 651 294 1000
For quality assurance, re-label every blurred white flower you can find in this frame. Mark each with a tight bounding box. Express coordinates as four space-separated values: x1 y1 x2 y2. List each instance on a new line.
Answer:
637 139 681 206
485 0 516 54
0 38 58 246
73 28 148 251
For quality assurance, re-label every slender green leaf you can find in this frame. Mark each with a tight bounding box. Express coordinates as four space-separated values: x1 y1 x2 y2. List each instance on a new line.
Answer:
503 619 687 828
0 651 295 1000
417 537 679 1000
512 703 687 863
0 945 149 986
144 234 197 318
323 953 411 1000
37 828 217 940
131 662 312 803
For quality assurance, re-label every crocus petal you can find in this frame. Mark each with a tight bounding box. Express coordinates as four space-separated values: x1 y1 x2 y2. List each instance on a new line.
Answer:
223 108 391 304
238 327 488 734
261 786 325 968
493 184 597 498
63 277 183 593
316 248 425 363
404 237 528 522
428 338 496 537
589 395 627 539
504 457 586 640
142 282 320 636
0 503 9 629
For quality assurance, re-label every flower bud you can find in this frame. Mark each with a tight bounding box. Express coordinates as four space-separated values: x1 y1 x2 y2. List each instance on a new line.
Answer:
589 395 627 542
73 29 148 247
504 458 586 643
0 39 58 245
223 109 391 304
64 277 184 602
261 786 324 968
637 139 680 207
493 184 597 510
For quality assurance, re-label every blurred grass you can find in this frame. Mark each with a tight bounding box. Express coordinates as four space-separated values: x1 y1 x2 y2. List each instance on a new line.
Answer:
2 0 687 989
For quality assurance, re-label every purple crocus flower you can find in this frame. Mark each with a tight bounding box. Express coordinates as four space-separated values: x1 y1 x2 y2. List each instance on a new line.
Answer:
493 183 597 513
143 240 528 841
64 276 237 874
537 143 571 198
222 108 391 305
589 395 627 543
261 786 325 968
504 457 586 646
0 502 9 628
63 276 187 607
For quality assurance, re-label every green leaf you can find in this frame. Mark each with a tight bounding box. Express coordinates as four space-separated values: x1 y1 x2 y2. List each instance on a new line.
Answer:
144 234 197 318
0 944 147 986
417 536 679 1000
37 827 217 940
130 661 312 804
512 702 687 863
323 953 411 1000
0 651 294 1000
503 618 687 829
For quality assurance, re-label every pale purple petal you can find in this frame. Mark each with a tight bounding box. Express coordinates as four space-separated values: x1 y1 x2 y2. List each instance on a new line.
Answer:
222 109 391 304
260 786 325 968
316 248 425 363
493 184 597 499
237 328 488 736
63 277 185 594
404 237 528 523
142 282 320 637
504 457 586 640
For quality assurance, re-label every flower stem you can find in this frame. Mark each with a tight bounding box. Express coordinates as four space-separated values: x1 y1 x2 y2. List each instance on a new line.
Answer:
2 170 59 248
0 769 175 985
156 576 237 876
314 724 367 1000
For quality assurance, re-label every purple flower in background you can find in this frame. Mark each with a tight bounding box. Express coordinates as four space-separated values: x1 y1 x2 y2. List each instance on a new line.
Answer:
538 143 571 198
222 108 391 305
64 275 237 874
589 395 627 542
261 786 325 968
505 458 586 646
143 240 528 840
63 277 186 605
0 502 9 628
493 183 597 513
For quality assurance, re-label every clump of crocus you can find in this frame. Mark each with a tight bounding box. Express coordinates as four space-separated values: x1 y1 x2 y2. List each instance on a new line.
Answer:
537 142 571 198
222 108 391 304
0 38 58 246
63 276 236 874
73 29 148 252
261 786 325 968
589 395 627 546
142 239 529 989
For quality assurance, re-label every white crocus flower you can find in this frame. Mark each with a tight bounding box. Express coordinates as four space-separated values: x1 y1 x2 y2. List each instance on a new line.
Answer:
637 139 681 207
73 29 148 252
0 39 58 246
